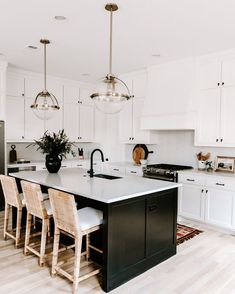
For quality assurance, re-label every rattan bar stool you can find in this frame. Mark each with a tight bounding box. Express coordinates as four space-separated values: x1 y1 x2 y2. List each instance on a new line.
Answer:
0 175 25 248
48 188 103 294
21 180 52 266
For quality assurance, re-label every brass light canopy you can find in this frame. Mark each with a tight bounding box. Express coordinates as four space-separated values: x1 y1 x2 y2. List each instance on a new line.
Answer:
31 39 60 120
90 3 132 114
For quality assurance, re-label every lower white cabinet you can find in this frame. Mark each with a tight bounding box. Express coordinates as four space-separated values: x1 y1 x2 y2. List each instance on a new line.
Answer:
178 172 235 230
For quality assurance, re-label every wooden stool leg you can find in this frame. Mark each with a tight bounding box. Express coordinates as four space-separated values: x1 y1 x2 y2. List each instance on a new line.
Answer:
86 234 90 261
51 226 60 276
39 218 48 266
3 203 10 240
15 208 22 248
24 212 32 255
73 236 82 294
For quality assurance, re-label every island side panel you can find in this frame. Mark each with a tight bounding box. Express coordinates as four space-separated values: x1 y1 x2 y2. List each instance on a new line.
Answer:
103 188 178 292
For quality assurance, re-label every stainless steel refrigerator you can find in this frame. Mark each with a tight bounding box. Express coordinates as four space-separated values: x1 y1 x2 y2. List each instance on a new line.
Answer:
0 121 5 210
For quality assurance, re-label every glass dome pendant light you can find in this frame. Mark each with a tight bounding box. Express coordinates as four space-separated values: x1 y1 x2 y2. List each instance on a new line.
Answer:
31 39 60 120
90 3 132 114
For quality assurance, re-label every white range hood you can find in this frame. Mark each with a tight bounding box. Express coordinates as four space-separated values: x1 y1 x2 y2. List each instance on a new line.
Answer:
141 58 197 130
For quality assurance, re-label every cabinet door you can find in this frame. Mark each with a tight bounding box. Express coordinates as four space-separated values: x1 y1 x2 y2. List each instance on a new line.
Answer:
146 190 177 257
7 73 24 97
25 76 42 98
44 107 63 134
221 57 235 87
195 89 221 146
79 104 94 142
63 103 79 142
199 61 221 90
25 98 45 140
205 188 234 228
220 87 235 146
79 87 93 105
47 78 63 102
63 84 79 103
132 99 149 143
132 72 147 98
179 184 204 221
118 99 133 142
6 96 25 140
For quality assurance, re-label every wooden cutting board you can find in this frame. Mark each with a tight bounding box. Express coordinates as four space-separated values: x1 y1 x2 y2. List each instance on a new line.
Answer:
132 146 145 165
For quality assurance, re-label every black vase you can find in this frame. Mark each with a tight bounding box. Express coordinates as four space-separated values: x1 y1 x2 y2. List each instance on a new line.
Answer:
45 154 62 173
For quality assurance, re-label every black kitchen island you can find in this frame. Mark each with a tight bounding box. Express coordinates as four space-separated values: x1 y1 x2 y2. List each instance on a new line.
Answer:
11 168 180 292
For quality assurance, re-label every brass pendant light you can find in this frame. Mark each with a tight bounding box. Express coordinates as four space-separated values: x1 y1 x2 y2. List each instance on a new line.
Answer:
31 39 60 120
90 3 132 114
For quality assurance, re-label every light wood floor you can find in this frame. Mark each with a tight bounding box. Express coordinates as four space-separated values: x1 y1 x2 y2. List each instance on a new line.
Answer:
1 211 235 294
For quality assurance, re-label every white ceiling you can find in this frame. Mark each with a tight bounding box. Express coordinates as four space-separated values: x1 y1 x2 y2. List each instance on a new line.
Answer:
1 0 235 82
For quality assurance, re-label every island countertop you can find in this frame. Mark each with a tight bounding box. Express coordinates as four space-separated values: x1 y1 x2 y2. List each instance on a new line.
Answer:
10 168 181 203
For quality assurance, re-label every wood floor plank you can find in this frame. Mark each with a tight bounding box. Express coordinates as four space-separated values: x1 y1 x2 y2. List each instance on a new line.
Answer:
1 211 235 293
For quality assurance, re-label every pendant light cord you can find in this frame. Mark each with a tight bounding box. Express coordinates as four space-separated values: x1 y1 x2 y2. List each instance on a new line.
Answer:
109 7 113 76
44 42 47 91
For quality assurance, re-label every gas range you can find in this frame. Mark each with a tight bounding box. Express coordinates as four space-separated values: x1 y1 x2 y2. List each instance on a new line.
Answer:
143 164 193 182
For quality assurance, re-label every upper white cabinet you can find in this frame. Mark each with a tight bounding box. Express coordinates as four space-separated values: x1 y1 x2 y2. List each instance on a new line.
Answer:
141 59 197 130
24 76 42 98
63 84 94 142
118 71 157 144
195 55 235 147
6 96 25 141
7 72 24 97
0 61 7 121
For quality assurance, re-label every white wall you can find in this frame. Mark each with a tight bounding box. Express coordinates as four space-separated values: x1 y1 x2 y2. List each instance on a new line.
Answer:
0 60 7 121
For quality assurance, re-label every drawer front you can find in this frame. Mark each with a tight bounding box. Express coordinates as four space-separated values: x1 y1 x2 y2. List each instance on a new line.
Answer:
206 177 235 191
125 167 143 176
178 173 206 186
109 166 126 175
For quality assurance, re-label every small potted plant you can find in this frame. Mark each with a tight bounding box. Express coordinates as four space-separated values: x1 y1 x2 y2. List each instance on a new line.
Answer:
28 130 75 173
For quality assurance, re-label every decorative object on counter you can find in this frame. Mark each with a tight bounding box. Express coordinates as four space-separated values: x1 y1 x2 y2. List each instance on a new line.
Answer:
90 3 132 114
78 148 84 160
177 224 203 245
196 152 210 170
215 156 235 173
205 161 213 172
28 129 75 173
30 39 60 120
132 144 154 165
9 144 17 163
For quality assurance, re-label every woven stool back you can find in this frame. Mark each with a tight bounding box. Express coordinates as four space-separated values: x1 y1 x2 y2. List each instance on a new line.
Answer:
0 175 22 208
48 189 80 236
21 181 48 219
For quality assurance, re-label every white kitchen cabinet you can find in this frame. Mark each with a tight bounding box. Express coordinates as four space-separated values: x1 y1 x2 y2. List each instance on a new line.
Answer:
25 75 42 98
179 184 204 221
195 89 221 146
220 87 235 146
79 104 94 142
63 102 78 142
44 107 63 134
195 86 235 147
7 72 24 97
119 98 153 144
205 188 234 228
25 98 44 140
195 55 235 147
199 61 221 90
6 96 25 141
119 100 132 142
79 87 93 105
63 84 79 103
63 102 94 142
178 172 235 231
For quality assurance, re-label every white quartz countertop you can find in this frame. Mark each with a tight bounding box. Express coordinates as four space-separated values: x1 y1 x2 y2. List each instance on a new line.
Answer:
10 168 181 203
178 169 235 179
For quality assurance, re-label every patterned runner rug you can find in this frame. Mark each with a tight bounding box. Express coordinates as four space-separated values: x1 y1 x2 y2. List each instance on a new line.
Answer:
177 224 203 245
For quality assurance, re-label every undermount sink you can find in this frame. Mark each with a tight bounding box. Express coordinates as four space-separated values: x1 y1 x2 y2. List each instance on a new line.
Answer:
94 174 122 180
